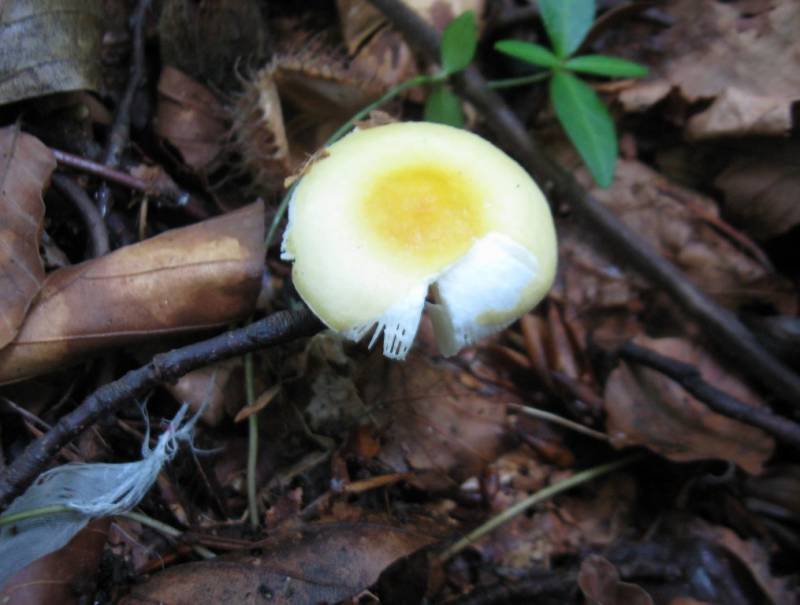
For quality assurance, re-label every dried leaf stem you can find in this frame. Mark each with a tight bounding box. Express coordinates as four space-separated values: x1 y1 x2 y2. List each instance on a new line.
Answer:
619 342 800 450
367 0 800 405
0 308 322 510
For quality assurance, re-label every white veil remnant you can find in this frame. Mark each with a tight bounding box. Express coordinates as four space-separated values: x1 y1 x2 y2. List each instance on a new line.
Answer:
0 402 201 588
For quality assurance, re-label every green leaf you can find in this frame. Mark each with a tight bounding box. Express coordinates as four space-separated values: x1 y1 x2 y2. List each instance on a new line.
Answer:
550 70 616 187
494 40 561 69
538 0 595 59
440 11 478 75
424 85 465 128
565 55 648 78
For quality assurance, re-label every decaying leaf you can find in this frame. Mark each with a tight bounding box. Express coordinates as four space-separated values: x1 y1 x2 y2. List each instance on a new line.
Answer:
119 519 438 605
604 336 774 474
365 353 511 490
619 0 800 139
475 466 635 568
155 67 228 172
0 0 103 105
579 554 654 605
688 519 796 605
168 358 244 426
0 202 266 385
582 159 793 312
714 141 800 240
0 520 109 605
0 127 54 349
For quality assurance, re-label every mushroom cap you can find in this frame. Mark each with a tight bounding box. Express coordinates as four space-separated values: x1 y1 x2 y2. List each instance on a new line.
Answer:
282 121 557 358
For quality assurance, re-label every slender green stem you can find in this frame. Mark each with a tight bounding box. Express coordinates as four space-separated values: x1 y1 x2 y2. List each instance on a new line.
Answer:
0 507 216 560
0 504 73 526
325 74 434 145
438 454 642 561
264 182 296 249
487 72 549 90
121 511 216 559
244 353 259 529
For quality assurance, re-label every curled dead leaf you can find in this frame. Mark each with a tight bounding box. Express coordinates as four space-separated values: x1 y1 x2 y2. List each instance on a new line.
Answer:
688 519 796 605
0 202 266 385
714 142 800 240
0 0 103 104
120 519 438 605
584 159 793 313
0 519 109 605
604 336 774 474
155 67 228 172
168 358 244 426
579 554 654 605
365 354 511 491
619 0 800 139
0 127 54 349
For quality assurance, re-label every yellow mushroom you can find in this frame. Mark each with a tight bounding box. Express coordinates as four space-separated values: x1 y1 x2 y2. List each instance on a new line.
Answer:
281 122 557 359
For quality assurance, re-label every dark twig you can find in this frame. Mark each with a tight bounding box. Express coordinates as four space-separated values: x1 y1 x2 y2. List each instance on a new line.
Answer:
0 308 322 510
52 174 110 257
54 149 152 192
367 0 800 405
619 342 800 450
96 0 152 216
53 148 210 220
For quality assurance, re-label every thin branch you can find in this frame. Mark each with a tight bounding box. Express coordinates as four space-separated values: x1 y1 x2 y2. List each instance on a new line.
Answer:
96 0 152 216
619 342 800 450
52 174 110 257
0 308 322 510
53 149 210 221
367 0 800 405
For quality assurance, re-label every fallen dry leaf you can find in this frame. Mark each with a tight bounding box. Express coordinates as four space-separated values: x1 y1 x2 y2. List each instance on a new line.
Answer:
714 141 800 240
583 159 792 313
155 67 228 172
0 127 55 349
119 519 438 605
475 467 635 569
0 0 103 105
0 201 266 385
364 353 511 491
619 0 800 139
604 336 774 474
168 358 244 426
579 554 654 605
0 519 109 604
688 519 797 605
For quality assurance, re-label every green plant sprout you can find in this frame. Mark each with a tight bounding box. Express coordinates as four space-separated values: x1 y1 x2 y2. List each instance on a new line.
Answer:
494 0 649 187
